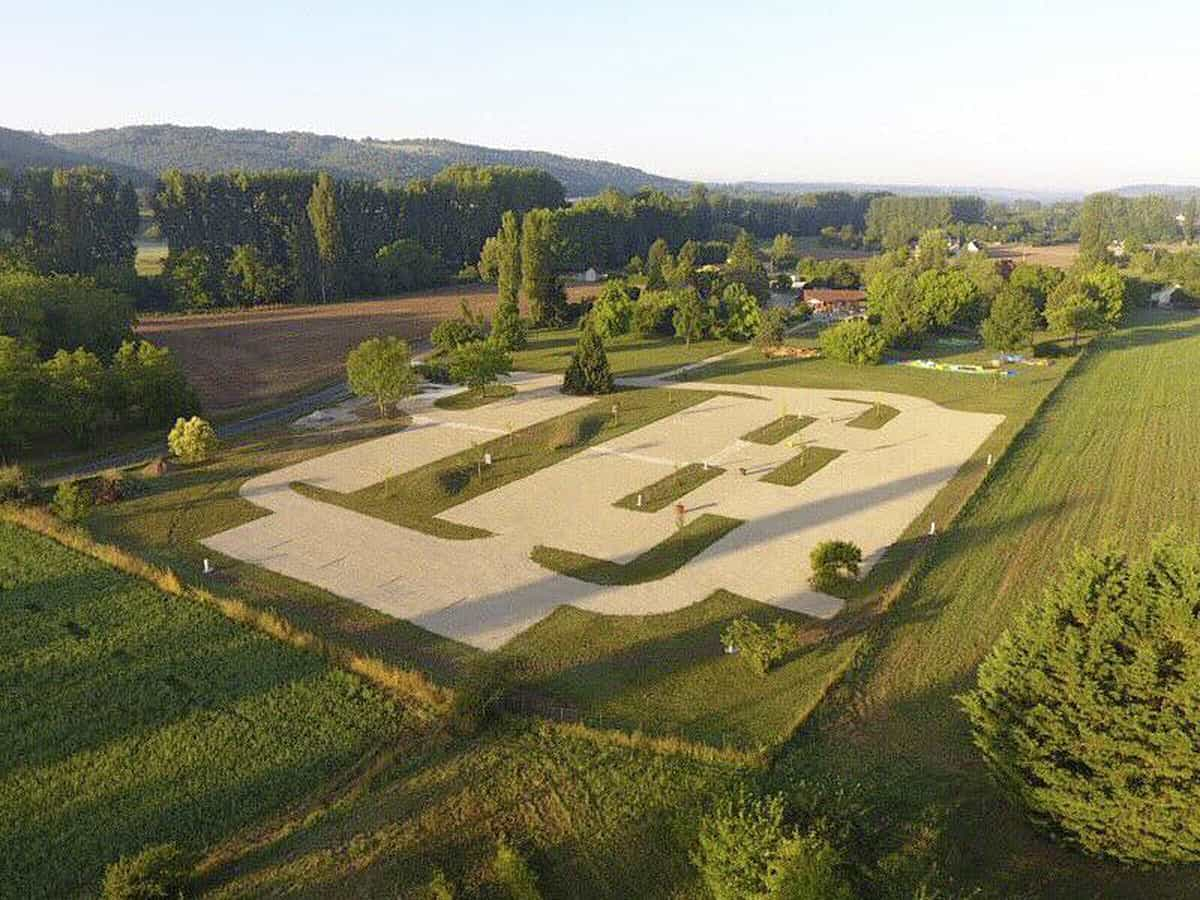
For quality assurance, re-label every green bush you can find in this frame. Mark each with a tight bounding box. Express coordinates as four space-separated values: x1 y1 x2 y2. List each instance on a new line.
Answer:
590 280 636 338
431 317 484 354
492 838 542 900
562 323 614 395
961 534 1200 864
692 788 792 900
0 464 33 503
426 867 456 899
721 617 799 676
632 291 677 337
818 319 886 365
167 416 218 463
52 480 93 522
809 540 863 592
100 842 186 900
415 360 453 384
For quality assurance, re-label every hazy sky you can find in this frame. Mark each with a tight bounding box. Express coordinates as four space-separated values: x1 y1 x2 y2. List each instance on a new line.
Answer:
7 0 1198 191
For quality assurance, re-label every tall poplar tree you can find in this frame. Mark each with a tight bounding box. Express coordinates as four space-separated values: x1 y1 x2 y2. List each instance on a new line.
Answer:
493 211 525 348
307 173 342 302
521 208 566 326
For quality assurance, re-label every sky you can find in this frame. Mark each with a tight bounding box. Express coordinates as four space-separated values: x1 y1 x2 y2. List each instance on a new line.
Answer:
6 0 1199 192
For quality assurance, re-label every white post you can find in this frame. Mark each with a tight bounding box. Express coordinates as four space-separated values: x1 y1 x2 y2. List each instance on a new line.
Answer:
637 493 644 508
929 520 936 536
203 558 213 575
987 453 993 467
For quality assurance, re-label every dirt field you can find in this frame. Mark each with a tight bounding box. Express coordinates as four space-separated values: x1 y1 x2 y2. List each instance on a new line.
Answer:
988 242 1080 268
136 284 598 415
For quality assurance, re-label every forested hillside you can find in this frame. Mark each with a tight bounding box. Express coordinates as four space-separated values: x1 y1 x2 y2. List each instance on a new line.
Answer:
43 125 687 197
0 128 147 184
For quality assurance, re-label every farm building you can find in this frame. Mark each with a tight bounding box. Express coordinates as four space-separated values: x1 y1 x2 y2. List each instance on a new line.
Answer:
800 287 868 319
574 267 601 283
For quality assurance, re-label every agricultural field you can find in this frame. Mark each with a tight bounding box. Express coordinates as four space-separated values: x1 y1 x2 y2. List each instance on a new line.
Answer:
988 241 1080 269
135 284 599 415
0 520 408 899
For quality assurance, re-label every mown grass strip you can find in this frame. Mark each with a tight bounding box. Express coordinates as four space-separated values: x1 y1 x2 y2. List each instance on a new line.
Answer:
291 481 492 540
760 446 844 486
531 513 742 585
613 463 724 512
832 398 900 429
433 384 517 410
741 414 816 445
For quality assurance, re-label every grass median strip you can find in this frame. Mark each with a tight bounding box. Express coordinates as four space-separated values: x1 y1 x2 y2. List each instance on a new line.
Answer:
832 398 900 429
614 463 725 512
531 513 742 585
293 388 715 536
432 384 517 410
760 446 844 486
741 414 816 445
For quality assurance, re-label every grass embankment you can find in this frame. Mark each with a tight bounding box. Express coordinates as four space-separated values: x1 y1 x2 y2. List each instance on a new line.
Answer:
741 413 816 444
0 520 409 899
511 326 740 376
531 514 742 586
760 446 844 486
294 388 713 534
785 311 1200 899
432 384 517 410
613 462 725 512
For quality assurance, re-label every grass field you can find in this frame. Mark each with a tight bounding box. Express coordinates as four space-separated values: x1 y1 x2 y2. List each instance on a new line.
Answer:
134 240 169 276
783 309 1200 898
760 445 844 486
741 413 816 444
432 384 516 410
511 325 741 376
988 241 1080 269
0 521 405 899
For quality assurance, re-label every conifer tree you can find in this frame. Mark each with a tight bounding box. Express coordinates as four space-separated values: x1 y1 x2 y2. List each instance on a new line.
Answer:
562 320 613 395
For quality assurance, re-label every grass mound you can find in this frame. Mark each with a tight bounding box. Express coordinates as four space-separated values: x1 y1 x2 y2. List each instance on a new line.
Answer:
741 414 816 445
760 447 844 486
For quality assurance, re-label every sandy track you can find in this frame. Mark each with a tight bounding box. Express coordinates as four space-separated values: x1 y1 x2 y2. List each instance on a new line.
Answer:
203 374 1002 650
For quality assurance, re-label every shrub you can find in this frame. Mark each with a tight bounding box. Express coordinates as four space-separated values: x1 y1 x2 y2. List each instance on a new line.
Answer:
415 360 453 384
100 842 186 900
809 540 863 592
960 534 1200 864
562 323 614 395
590 280 636 338
819 319 886 365
449 653 519 736
632 291 677 337
94 468 126 505
692 787 792 900
721 616 799 676
426 868 456 900
51 480 93 522
492 838 542 900
167 416 218 463
754 307 789 349
431 317 484 354
449 339 512 392
0 464 33 503
765 835 855 900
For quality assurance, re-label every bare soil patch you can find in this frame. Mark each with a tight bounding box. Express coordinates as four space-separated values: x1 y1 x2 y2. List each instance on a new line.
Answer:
988 242 1080 269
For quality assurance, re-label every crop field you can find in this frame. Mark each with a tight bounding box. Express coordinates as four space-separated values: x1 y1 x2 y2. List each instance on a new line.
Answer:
135 284 598 415
785 309 1200 899
988 241 1080 268
0 521 406 899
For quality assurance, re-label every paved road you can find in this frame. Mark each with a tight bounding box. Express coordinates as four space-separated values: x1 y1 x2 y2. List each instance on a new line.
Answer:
42 380 353 486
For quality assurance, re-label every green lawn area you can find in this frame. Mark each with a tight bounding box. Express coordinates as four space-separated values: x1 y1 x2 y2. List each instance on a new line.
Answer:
0 521 405 899
531 513 742 586
135 241 169 276
512 326 741 376
292 388 713 536
782 310 1200 899
432 384 516 410
741 413 816 444
198 721 742 900
613 462 725 512
760 446 844 486
837 399 900 429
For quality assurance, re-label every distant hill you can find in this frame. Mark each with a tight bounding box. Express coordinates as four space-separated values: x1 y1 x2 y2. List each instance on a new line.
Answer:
1112 184 1200 199
41 125 688 197
722 180 1084 204
0 127 148 183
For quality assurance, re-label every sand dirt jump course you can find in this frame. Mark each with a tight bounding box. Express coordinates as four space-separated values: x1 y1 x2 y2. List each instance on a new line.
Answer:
204 373 1002 649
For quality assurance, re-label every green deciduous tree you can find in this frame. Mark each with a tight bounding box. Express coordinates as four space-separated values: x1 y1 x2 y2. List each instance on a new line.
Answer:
916 267 983 329
223 244 285 306
43 348 105 445
819 318 886 365
645 238 671 290
768 233 799 268
521 208 566 326
981 285 1038 352
449 339 512 394
492 210 526 349
562 321 613 395
167 415 218 463
672 287 710 345
346 336 418 417
111 340 199 427
961 535 1200 864
590 279 636 338
1044 284 1103 346
718 282 764 341
307 172 343 302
